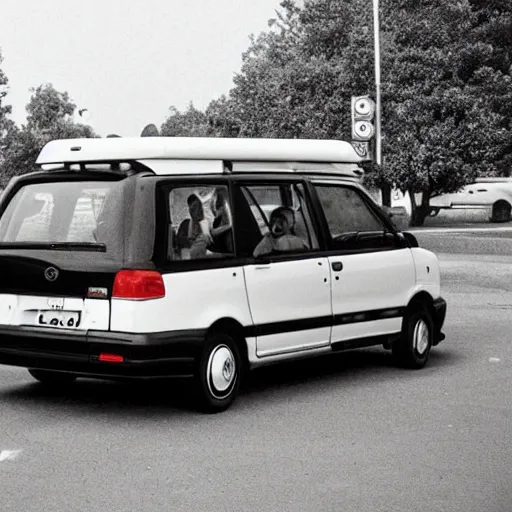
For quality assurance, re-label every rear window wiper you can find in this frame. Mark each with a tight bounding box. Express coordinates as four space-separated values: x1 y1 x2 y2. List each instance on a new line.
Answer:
0 242 107 252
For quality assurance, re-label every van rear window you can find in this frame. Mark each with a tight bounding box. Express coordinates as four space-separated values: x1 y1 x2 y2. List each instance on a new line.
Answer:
0 180 125 252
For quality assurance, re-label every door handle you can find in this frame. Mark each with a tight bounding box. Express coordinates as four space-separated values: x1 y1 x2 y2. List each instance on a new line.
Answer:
331 261 343 272
255 265 271 270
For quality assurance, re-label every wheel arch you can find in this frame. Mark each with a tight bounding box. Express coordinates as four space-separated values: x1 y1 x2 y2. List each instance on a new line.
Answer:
491 199 512 223
206 317 249 369
406 291 435 318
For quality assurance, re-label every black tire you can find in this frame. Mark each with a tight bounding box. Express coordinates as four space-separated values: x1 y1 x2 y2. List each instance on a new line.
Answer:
28 369 77 386
490 200 511 223
194 333 242 413
392 303 434 369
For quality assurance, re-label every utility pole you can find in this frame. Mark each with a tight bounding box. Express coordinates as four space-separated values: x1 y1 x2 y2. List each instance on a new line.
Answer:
373 0 390 205
373 0 381 167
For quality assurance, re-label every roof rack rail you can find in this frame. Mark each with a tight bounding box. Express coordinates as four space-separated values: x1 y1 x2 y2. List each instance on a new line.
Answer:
41 161 143 176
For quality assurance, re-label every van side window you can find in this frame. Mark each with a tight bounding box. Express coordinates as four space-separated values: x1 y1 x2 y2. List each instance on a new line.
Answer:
314 184 395 251
167 185 234 261
238 183 319 258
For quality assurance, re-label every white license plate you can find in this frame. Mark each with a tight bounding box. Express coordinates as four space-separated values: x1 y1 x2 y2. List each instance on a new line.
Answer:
37 311 81 329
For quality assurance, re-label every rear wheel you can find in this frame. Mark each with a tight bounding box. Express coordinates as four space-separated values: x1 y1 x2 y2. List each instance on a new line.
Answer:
491 200 511 223
392 303 434 369
28 369 77 386
194 333 242 413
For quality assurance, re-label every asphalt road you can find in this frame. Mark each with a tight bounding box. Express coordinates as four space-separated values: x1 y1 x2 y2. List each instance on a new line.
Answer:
1 228 511 512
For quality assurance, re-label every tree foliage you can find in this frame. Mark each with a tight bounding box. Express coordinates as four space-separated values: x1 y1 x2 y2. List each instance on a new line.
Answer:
0 49 15 176
210 0 512 225
0 83 96 186
158 0 512 225
161 102 210 137
1 2 511 225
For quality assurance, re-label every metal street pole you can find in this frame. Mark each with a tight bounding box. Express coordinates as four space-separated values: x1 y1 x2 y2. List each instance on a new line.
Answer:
373 0 382 167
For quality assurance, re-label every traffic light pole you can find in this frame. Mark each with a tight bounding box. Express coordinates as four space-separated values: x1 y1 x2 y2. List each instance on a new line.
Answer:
373 0 381 166
373 0 389 205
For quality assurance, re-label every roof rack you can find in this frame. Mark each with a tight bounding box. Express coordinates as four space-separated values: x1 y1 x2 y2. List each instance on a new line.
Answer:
36 137 364 166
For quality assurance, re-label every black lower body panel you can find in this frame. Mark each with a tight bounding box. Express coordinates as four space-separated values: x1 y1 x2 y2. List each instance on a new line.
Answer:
432 297 447 345
0 326 207 379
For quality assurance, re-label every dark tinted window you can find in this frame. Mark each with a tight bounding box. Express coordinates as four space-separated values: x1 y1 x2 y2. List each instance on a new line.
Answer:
315 185 383 235
314 184 395 251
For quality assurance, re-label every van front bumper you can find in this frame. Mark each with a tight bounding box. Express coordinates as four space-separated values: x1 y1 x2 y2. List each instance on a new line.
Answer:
0 326 207 379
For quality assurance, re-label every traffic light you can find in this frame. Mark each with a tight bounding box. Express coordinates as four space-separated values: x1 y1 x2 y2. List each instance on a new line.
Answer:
351 96 376 142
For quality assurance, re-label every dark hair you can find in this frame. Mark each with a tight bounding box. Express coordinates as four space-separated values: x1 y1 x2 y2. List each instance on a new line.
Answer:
187 194 204 222
214 187 228 211
269 206 294 223
269 206 296 236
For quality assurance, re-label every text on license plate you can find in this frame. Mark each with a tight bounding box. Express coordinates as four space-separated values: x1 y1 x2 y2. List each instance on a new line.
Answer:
38 311 81 328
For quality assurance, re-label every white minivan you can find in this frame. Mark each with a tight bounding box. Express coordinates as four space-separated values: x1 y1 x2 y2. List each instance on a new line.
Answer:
0 137 446 412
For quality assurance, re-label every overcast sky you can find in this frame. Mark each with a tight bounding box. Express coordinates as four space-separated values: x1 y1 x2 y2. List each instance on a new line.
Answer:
0 0 281 137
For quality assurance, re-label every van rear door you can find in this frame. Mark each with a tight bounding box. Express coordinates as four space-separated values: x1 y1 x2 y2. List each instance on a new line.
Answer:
0 175 128 332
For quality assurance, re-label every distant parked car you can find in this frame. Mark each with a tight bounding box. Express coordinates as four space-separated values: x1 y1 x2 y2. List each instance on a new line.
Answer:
429 178 512 223
372 178 512 224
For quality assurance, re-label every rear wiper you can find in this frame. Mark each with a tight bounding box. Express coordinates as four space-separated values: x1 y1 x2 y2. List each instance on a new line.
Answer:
0 242 107 252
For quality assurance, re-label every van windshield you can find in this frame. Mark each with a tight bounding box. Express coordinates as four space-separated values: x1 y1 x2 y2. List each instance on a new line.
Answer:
0 180 125 253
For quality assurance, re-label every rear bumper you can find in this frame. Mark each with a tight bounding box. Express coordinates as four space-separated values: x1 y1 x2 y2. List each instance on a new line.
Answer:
0 326 207 379
432 297 447 345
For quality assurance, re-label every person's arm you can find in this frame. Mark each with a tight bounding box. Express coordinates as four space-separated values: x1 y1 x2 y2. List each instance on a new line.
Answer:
253 234 271 258
211 224 231 237
199 219 213 244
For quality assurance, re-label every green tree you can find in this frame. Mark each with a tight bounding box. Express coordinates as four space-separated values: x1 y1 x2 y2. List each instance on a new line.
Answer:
227 0 356 139
0 83 96 186
465 0 512 175
373 0 512 224
218 0 512 225
0 49 15 172
204 95 241 137
160 102 210 137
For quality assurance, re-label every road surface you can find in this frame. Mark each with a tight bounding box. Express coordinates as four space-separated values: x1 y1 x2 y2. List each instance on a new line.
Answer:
0 228 511 512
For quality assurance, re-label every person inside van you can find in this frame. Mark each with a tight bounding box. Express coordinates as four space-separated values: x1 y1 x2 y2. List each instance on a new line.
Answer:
209 187 233 253
253 206 309 258
187 193 213 259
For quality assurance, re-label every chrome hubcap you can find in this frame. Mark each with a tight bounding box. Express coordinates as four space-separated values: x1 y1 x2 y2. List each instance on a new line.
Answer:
207 345 236 398
413 319 430 355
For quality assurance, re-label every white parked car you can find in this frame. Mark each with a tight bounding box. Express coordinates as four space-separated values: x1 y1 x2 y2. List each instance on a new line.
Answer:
376 178 512 224
429 177 512 222
0 137 447 412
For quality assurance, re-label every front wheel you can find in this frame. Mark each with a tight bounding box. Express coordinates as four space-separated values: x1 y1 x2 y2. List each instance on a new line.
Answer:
392 304 434 369
28 369 77 385
194 333 242 413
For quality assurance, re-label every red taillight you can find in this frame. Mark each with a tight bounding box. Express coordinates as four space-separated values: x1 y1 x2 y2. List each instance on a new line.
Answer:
112 270 165 300
99 353 124 363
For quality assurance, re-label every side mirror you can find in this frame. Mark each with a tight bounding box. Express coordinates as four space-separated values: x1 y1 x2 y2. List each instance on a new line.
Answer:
382 205 410 231
382 205 407 219
401 231 419 248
